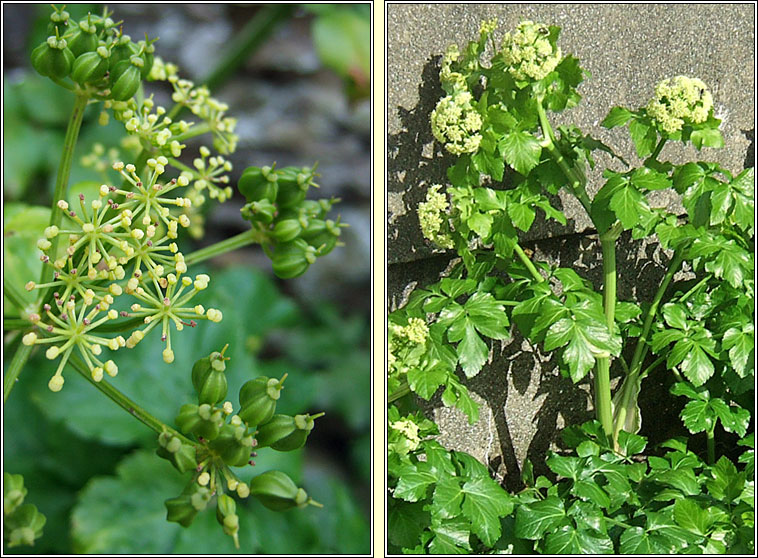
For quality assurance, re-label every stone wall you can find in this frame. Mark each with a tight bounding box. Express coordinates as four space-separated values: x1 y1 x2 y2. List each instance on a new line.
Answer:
387 3 754 487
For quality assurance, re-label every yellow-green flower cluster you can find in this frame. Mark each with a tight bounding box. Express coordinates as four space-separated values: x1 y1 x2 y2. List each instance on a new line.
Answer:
393 317 429 346
109 97 188 159
24 160 223 390
501 20 561 81
479 18 498 36
388 418 421 455
418 184 454 249
430 91 483 155
646 76 714 134
439 44 467 92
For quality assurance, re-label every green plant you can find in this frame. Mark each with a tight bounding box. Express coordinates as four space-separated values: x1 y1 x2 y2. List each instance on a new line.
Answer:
388 18 753 554
3 5 361 552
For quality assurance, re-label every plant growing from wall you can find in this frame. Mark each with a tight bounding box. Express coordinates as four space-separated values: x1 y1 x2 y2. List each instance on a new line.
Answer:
3 5 349 550
388 18 754 554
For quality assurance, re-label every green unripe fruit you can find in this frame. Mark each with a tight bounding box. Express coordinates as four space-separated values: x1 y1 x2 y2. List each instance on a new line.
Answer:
71 48 109 84
191 351 228 406
175 403 223 441
255 412 321 451
31 38 75 79
67 21 98 57
271 218 305 243
110 63 141 101
240 199 277 225
109 35 137 68
3 473 27 516
275 167 312 209
136 39 156 79
238 166 278 203
270 413 321 452
249 470 309 511
209 423 254 467
271 239 317 279
156 432 198 473
307 220 342 256
5 504 46 547
238 374 286 427
165 494 198 527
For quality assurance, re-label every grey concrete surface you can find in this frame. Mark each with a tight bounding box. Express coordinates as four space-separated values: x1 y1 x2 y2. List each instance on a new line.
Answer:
387 3 755 486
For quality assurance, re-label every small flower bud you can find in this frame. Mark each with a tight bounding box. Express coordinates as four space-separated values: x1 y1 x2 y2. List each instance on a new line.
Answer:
104 360 118 377
22 332 37 346
236 483 250 499
46 346 60 359
197 472 210 486
25 281 36 291
92 367 104 382
163 348 175 364
48 375 64 392
44 225 59 238
206 309 222 322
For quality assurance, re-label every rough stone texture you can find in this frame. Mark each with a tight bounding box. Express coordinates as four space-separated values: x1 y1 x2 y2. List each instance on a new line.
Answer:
388 3 755 486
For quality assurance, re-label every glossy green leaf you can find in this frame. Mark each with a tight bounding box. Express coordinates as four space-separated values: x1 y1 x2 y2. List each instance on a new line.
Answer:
609 182 650 230
388 501 430 549
461 476 514 546
393 465 437 502
407 365 447 400
709 399 750 437
545 524 614 554
428 517 472 553
722 324 754 377
515 495 566 540
706 456 745 503
500 130 542 176
601 106 633 128
431 476 464 519
629 118 657 158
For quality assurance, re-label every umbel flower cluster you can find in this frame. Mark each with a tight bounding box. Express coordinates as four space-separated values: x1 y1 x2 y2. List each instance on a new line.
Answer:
30 5 240 240
646 75 714 134
23 159 223 392
500 20 561 81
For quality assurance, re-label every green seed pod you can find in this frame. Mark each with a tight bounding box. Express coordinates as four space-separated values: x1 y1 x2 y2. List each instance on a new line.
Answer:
165 494 198 527
156 432 198 473
67 19 98 57
3 473 27 516
175 403 223 441
31 38 75 79
271 239 317 279
254 414 296 449
5 504 46 547
209 423 255 467
271 218 305 243
267 413 321 452
110 62 141 101
240 199 277 225
307 219 342 256
109 34 137 69
238 374 286 427
249 470 309 511
136 38 157 79
71 47 109 84
191 351 228 406
275 167 313 209
238 166 278 203
46 6 70 36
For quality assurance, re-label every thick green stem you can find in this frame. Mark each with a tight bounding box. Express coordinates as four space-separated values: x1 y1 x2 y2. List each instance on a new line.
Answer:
6 93 89 402
4 282 29 313
388 380 411 404
40 93 89 291
646 137 667 163
183 229 266 266
68 354 193 444
536 102 593 214
612 250 685 441
4 342 33 403
514 244 544 283
595 235 617 437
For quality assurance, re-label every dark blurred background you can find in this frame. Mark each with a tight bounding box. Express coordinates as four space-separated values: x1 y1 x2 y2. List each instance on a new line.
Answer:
3 3 371 554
